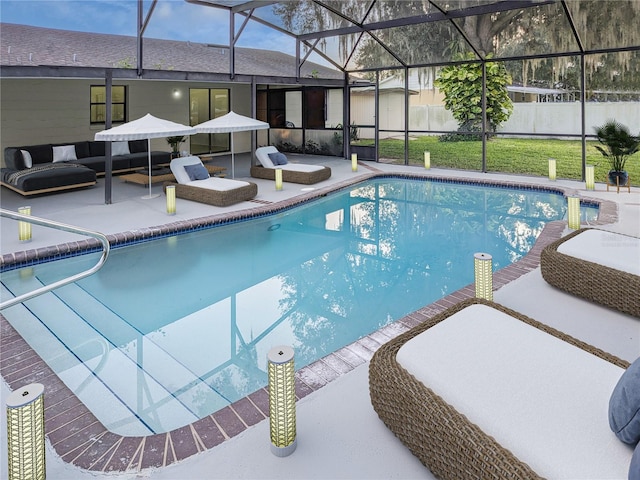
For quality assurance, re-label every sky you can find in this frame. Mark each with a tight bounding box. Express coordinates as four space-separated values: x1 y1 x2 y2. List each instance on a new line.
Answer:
0 0 301 57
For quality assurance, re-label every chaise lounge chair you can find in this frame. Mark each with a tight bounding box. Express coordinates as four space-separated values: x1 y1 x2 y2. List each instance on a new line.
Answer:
540 228 640 318
369 297 633 479
164 156 257 207
250 146 331 185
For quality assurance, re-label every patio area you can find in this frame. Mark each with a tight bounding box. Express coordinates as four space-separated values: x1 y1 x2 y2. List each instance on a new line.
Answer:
1 154 639 479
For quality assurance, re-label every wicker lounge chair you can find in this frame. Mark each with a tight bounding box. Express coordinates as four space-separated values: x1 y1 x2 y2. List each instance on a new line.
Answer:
250 146 331 185
541 228 640 318
369 298 631 480
164 156 257 207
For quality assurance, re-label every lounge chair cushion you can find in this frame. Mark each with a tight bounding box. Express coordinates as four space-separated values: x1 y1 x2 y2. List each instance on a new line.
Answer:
556 229 640 276
609 356 640 444
268 151 288 165
278 163 325 173
186 177 251 191
184 163 209 181
256 146 324 172
395 303 630 479
255 146 278 168
541 228 640 318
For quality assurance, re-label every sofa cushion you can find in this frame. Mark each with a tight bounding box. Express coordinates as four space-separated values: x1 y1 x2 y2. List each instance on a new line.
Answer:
2 163 96 193
89 141 106 156
72 141 90 159
610 356 640 444
72 156 129 172
23 144 53 166
4 148 23 170
52 145 78 162
129 139 148 154
112 141 130 156
125 151 170 170
21 150 33 168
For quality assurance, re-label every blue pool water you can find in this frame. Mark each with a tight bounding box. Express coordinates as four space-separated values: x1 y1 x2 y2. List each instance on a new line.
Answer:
1 178 598 435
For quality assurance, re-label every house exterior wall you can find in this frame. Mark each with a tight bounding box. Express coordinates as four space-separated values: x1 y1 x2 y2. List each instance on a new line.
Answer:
0 78 253 167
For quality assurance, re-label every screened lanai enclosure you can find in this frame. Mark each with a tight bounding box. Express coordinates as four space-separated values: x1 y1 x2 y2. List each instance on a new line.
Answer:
4 1 637 184
186 0 639 184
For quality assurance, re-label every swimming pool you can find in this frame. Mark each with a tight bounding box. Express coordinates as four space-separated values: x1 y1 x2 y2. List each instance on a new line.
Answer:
1 178 598 436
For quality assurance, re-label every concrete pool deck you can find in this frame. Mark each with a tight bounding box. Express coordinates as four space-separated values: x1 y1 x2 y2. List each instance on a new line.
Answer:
1 154 639 479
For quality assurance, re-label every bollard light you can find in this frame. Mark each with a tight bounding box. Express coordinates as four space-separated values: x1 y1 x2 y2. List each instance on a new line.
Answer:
268 345 296 457
166 185 176 215
548 158 556 181
585 165 595 190
18 206 32 242
351 153 358 172
6 383 46 480
567 196 581 230
424 151 430 169
474 253 493 301
275 168 283 191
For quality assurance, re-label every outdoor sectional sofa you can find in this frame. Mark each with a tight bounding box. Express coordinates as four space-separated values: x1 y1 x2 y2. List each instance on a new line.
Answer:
369 298 634 479
2 140 171 195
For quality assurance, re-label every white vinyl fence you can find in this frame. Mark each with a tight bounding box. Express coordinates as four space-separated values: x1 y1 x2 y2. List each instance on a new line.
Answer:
358 101 640 139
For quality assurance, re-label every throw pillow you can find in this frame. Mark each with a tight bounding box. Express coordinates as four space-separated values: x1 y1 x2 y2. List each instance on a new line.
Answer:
52 145 77 162
184 163 209 181
112 141 130 156
268 152 288 165
20 150 33 168
609 356 640 444
630 442 640 480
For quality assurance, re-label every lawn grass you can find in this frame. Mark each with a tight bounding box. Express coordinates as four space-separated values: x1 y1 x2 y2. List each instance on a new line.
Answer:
372 136 640 187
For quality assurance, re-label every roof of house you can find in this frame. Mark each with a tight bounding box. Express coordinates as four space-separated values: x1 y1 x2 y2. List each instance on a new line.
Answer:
0 23 342 80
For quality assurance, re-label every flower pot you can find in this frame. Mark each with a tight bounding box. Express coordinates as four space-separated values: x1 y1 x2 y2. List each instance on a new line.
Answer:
608 170 628 186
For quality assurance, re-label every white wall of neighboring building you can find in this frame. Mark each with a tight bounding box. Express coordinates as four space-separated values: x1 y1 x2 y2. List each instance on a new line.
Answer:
326 88 343 128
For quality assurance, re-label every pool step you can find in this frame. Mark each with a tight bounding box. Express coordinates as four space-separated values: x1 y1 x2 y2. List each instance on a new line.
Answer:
1 273 227 435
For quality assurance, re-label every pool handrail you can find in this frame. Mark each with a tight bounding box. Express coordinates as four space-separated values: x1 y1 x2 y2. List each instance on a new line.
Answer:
0 208 110 310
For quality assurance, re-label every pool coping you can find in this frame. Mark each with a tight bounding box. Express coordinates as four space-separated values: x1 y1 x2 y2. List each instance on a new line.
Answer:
0 172 618 473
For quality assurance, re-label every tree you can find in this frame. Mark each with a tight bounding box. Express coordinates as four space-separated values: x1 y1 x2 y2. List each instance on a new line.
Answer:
434 54 513 138
269 1 640 93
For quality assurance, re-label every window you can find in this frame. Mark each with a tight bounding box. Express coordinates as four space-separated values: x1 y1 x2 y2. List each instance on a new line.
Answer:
259 87 338 130
90 85 126 124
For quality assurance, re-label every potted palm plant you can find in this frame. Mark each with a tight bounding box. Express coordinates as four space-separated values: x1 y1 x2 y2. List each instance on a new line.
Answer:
166 135 186 158
593 120 640 186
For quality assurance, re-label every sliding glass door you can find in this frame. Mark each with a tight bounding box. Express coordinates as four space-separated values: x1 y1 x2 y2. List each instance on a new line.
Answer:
189 88 230 155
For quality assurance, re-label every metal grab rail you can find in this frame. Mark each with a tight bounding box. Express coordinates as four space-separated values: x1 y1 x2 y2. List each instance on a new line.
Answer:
0 208 110 310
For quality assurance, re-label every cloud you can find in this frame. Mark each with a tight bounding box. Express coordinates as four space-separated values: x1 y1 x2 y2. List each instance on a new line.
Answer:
0 0 317 57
